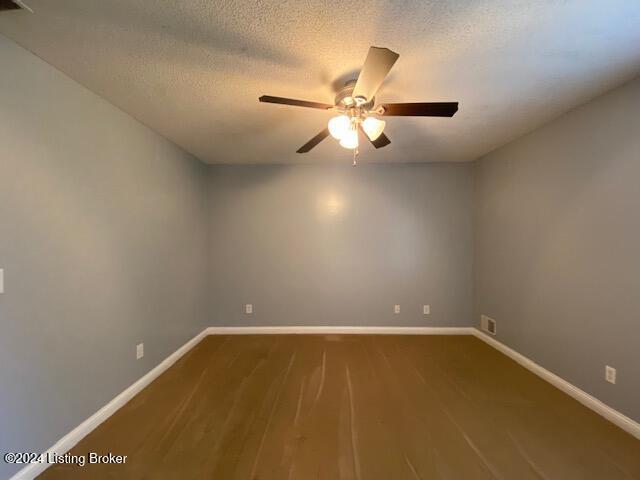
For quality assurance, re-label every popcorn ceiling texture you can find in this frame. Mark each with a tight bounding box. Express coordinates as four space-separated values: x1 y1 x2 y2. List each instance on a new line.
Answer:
1 0 639 164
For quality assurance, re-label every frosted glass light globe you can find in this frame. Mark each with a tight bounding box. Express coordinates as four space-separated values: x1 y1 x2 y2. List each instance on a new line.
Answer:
328 115 350 139
339 128 359 149
362 117 386 141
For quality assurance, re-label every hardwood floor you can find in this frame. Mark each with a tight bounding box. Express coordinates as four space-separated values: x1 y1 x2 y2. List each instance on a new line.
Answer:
39 335 640 479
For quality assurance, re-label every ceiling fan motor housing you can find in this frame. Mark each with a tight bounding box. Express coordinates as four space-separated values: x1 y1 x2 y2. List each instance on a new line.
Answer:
335 80 375 110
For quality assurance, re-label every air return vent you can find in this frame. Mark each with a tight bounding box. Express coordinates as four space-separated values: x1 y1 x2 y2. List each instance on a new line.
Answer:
481 315 497 336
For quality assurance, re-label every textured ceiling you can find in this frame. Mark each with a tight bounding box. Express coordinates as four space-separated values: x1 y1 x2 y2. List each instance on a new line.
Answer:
1 1 640 164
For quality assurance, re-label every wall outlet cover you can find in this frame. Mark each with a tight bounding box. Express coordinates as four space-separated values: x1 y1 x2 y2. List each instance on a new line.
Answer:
394 305 401 314
245 304 253 314
136 343 144 360
605 365 616 384
423 304 430 315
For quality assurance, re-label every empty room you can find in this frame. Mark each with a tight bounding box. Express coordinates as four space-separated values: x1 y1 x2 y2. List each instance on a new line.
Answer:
1 1 639 479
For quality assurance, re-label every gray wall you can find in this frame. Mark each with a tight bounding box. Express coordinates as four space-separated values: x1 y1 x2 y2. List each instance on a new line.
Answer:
474 77 640 423
208 164 473 328
0 35 209 478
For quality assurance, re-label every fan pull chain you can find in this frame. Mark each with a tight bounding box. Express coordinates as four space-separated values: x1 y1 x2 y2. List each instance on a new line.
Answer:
353 147 359 166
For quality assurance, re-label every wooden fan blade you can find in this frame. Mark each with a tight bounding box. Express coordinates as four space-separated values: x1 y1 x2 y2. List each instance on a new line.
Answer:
380 102 458 117
371 132 391 148
361 126 391 149
297 128 330 153
352 47 399 102
259 95 333 110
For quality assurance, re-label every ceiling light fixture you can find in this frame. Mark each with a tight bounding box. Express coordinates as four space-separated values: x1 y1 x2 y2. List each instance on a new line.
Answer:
361 117 386 141
329 112 385 150
328 115 350 139
339 126 359 150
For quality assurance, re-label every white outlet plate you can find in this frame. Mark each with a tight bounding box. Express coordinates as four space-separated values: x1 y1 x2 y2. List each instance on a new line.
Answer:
605 365 616 384
136 343 144 360
0 268 4 294
394 305 401 314
245 304 253 314
423 305 430 315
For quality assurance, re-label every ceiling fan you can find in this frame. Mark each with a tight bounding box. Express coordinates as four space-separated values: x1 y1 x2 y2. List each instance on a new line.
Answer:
258 46 458 157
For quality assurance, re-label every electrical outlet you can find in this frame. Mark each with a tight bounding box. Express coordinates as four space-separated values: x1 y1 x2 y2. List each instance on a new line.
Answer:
245 304 253 314
136 343 144 360
605 366 616 384
394 305 401 314
0 268 4 294
423 305 430 315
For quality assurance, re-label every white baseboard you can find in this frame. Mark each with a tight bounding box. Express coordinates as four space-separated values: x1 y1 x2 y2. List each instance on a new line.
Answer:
8 325 468 479
472 328 640 440
9 328 209 480
10 325 638 480
206 326 474 335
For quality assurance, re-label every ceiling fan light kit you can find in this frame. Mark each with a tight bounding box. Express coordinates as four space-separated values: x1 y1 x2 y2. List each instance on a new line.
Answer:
362 117 386 141
338 127 359 150
328 115 350 139
259 46 459 160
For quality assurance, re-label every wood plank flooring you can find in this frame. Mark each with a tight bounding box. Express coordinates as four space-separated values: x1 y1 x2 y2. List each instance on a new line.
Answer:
39 335 640 479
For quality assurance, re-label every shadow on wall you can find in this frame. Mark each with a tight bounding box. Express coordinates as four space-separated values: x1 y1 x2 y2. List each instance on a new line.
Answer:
207 163 474 328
